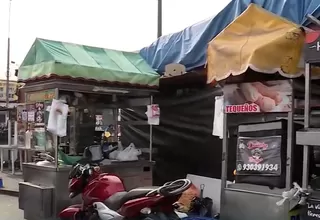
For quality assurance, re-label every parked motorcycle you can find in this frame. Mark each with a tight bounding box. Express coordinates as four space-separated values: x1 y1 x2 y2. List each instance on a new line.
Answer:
59 145 192 220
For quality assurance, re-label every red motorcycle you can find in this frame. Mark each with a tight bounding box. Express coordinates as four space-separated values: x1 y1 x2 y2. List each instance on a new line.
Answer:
59 146 191 220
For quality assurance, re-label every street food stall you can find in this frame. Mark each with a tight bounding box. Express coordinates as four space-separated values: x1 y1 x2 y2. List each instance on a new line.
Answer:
207 4 308 220
17 38 160 220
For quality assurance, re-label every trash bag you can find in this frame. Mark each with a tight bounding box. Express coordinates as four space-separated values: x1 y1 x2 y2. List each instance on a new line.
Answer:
189 197 213 217
58 149 82 165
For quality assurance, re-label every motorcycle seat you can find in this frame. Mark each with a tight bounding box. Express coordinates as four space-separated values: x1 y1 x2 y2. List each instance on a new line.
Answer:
104 186 159 211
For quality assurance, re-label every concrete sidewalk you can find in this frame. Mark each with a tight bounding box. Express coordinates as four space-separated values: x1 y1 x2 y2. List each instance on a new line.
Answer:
0 171 22 197
0 194 24 220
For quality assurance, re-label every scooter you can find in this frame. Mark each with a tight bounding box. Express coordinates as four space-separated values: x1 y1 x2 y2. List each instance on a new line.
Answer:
59 145 192 220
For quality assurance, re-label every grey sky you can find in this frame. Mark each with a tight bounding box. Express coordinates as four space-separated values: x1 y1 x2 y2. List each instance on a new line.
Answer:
0 0 230 79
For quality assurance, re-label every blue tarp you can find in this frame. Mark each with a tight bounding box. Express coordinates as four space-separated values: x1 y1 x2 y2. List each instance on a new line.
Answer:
139 0 320 74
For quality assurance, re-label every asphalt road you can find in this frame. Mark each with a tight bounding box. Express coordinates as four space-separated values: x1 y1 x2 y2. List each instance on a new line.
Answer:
0 194 24 220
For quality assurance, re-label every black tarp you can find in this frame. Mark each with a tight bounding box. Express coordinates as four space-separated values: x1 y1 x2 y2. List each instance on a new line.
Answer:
120 87 230 185
120 76 320 185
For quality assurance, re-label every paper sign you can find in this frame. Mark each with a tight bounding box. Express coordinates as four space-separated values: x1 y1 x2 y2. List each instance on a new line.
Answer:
22 110 28 122
146 104 160 125
27 111 35 122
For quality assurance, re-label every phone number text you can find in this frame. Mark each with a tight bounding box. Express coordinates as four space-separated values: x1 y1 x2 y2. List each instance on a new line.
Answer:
238 163 279 171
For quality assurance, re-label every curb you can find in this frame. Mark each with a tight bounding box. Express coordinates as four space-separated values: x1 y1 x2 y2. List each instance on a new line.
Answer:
0 188 19 197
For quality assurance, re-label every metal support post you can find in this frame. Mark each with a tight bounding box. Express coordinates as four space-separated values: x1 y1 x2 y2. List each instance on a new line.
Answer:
157 0 162 38
6 0 12 108
0 148 3 172
54 88 59 169
149 95 153 161
112 94 119 141
285 80 294 189
302 63 311 189
220 112 228 206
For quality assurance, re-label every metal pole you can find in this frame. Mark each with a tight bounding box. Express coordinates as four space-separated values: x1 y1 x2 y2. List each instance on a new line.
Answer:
54 88 59 169
149 95 153 161
112 94 118 141
220 112 228 207
302 63 311 189
6 0 12 108
157 0 162 38
285 80 294 189
307 14 320 26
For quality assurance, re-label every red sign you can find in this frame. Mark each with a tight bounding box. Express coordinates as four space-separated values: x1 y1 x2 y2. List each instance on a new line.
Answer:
151 104 160 117
247 141 268 150
225 103 259 113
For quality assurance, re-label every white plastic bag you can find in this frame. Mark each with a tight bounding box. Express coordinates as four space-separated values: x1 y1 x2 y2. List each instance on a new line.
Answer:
47 99 69 137
93 202 124 220
57 103 68 137
116 143 141 161
212 96 224 139
109 145 119 160
109 141 124 160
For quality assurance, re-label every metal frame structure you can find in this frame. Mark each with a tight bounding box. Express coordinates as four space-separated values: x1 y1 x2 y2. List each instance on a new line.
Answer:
295 59 320 216
296 63 312 189
220 81 296 220
0 116 18 174
296 15 320 193
19 79 157 167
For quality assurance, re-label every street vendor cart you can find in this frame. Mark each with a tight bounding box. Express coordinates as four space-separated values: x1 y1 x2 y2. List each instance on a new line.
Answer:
207 5 309 220
17 38 160 220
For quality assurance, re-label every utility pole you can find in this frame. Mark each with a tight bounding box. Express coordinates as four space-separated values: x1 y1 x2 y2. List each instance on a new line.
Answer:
6 0 12 108
157 0 162 38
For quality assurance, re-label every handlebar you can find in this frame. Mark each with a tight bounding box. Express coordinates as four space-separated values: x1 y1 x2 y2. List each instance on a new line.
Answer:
69 163 97 179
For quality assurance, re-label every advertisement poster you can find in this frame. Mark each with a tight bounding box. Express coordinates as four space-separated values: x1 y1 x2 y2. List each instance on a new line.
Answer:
35 102 44 124
95 115 103 131
223 80 292 113
236 136 281 176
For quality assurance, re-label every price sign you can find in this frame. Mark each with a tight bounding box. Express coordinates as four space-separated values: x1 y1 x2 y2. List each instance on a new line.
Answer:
236 136 281 176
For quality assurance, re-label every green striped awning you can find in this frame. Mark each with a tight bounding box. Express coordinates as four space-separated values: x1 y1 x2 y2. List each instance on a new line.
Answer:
18 38 159 88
